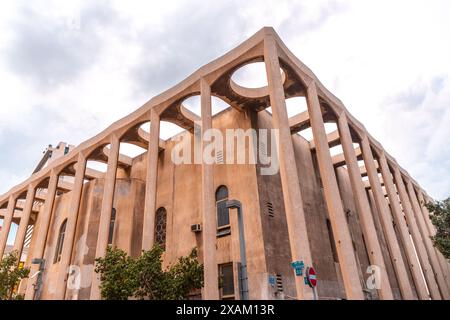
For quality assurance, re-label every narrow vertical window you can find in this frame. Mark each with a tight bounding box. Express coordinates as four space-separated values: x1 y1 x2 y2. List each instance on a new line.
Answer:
216 186 230 236
154 207 167 250
219 263 235 300
54 219 67 263
108 208 116 245
326 219 339 263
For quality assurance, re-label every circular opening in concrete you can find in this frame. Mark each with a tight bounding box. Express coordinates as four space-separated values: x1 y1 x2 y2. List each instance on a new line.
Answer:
181 95 230 117
230 62 285 98
231 62 268 88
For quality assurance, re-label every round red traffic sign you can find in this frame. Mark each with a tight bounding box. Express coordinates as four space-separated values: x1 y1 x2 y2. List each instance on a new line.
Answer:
306 267 317 287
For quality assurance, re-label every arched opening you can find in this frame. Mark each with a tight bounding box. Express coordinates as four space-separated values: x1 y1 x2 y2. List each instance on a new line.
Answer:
159 121 186 141
216 185 230 237
54 219 67 263
108 208 116 245
154 207 167 250
119 142 147 159
181 95 231 117
266 97 308 118
231 62 268 88
86 160 108 173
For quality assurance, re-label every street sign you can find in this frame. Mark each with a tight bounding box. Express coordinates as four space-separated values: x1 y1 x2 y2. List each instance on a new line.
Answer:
306 267 317 288
291 260 305 276
268 274 276 287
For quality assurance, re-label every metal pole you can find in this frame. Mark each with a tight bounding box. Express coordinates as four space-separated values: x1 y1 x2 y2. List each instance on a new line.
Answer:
226 200 249 300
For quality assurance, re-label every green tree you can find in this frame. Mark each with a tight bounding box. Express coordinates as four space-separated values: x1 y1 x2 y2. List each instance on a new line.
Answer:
0 251 30 300
425 197 450 259
94 246 139 300
95 245 203 300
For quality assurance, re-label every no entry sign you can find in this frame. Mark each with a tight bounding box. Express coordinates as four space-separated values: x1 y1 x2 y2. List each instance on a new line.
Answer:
306 267 317 288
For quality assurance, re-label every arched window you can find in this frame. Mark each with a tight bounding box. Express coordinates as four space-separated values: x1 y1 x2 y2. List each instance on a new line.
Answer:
108 208 116 245
216 185 230 236
154 207 167 250
54 219 67 263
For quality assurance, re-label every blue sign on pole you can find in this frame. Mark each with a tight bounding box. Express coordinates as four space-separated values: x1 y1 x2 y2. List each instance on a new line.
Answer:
291 260 305 276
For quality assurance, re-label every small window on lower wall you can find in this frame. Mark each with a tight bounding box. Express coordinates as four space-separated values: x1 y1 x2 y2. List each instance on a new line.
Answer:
219 263 235 300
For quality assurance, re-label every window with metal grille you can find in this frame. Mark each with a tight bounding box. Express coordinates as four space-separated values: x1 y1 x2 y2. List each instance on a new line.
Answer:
216 150 224 164
108 208 116 245
219 263 235 299
216 186 230 237
54 219 67 263
154 207 167 249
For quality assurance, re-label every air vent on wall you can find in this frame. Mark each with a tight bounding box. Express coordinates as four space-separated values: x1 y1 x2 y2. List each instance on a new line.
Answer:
275 274 283 292
267 201 274 218
216 150 224 164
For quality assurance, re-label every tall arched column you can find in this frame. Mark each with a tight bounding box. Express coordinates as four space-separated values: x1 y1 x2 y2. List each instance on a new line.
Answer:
90 134 120 300
54 153 87 300
25 170 59 300
378 154 428 299
13 184 36 258
305 82 363 300
200 78 219 300
142 109 160 251
264 35 314 300
406 180 450 299
393 167 441 299
337 114 393 299
360 137 414 300
0 195 17 258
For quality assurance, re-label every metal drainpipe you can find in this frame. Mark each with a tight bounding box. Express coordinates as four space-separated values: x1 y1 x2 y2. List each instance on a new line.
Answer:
30 258 45 300
226 199 249 300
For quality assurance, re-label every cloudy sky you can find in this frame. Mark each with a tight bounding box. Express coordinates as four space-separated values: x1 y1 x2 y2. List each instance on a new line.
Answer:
0 0 449 209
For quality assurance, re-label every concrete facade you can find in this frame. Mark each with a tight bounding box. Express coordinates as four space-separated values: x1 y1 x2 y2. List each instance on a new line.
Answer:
0 27 449 300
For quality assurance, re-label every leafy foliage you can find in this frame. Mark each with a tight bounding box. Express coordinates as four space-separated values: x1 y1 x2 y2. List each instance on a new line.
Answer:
0 251 30 300
95 245 203 300
425 197 450 259
94 246 138 300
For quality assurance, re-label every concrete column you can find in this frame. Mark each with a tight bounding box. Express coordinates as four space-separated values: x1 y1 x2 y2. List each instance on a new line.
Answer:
393 167 441 299
305 83 363 300
54 153 86 300
0 195 17 258
25 170 59 300
264 35 314 300
337 114 393 299
406 180 450 299
416 190 450 291
360 137 414 300
142 109 160 251
378 154 428 299
90 134 120 300
13 184 36 259
200 78 219 300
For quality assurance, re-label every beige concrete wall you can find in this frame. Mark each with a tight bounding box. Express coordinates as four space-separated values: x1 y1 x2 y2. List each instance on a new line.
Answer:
34 107 390 300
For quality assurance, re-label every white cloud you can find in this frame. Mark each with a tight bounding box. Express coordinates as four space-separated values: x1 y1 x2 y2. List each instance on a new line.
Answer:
0 0 449 210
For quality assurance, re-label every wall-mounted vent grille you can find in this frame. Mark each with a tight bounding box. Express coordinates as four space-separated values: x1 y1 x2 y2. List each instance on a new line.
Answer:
267 201 274 218
275 274 283 292
216 150 224 164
